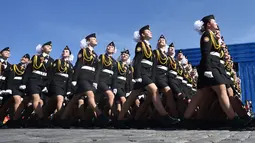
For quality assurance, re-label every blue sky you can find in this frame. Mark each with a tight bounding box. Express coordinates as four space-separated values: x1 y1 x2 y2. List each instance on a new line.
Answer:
1 0 255 64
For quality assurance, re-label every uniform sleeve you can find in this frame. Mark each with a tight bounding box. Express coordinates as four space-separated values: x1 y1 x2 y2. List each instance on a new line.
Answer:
45 58 54 88
72 49 83 82
2 63 11 90
22 56 34 85
200 31 212 71
133 42 143 80
151 50 157 82
111 60 118 89
125 66 134 92
94 54 103 83
52 60 58 75
66 63 74 93
6 65 14 90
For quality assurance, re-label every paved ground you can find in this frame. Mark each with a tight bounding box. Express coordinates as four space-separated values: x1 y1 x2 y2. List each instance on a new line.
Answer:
1 129 255 143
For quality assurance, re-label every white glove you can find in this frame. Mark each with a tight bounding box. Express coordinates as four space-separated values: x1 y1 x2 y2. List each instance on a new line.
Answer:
138 94 145 99
126 91 131 97
66 92 71 95
64 96 69 102
0 90 2 95
72 81 77 86
135 78 142 83
42 87 48 93
4 89 12 95
204 71 213 78
93 83 98 89
19 85 26 90
113 89 117 94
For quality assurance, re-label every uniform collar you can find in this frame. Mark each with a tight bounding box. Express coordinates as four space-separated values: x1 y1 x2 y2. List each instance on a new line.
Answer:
122 61 127 65
18 62 27 68
144 40 150 45
105 53 112 57
88 46 94 52
42 52 49 57
63 57 69 62
158 47 166 54
0 56 7 62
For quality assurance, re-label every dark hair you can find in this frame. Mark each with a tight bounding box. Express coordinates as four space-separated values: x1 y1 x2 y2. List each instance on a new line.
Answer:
200 26 205 33
139 32 146 41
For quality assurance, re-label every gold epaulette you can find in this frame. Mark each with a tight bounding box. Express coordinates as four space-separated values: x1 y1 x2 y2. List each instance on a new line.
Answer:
209 31 221 50
33 55 44 70
117 62 126 75
168 57 177 70
156 50 167 65
141 42 152 58
13 64 25 75
220 49 224 58
83 48 93 62
102 54 112 67
57 59 68 73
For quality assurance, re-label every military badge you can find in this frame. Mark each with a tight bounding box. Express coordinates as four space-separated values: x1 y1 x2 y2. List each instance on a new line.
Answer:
204 37 210 42
136 47 141 52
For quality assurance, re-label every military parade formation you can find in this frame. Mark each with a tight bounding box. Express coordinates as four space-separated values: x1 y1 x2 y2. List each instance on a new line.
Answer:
0 15 253 129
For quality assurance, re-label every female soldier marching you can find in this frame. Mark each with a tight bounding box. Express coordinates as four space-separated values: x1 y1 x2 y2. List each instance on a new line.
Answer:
20 42 54 125
114 49 132 114
44 46 74 121
60 33 108 128
184 15 251 127
167 45 188 117
116 25 179 128
0 54 30 127
0 47 12 123
153 35 178 117
95 42 117 118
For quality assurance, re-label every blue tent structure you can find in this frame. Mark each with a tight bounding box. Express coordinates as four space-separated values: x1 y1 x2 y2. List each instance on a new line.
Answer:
178 42 255 112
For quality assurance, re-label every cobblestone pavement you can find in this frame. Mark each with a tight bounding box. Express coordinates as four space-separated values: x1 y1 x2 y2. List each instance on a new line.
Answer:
1 129 255 143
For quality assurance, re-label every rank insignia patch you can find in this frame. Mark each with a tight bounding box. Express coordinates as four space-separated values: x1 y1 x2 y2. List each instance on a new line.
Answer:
204 37 209 42
136 47 141 52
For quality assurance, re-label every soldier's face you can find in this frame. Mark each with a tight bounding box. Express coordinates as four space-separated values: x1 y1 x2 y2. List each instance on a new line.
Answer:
62 50 70 58
225 54 230 60
191 69 197 76
121 53 129 61
208 19 218 31
158 38 166 47
20 57 29 64
1 51 10 58
142 30 152 40
186 64 192 71
178 53 183 60
43 45 52 54
107 45 115 54
224 50 229 56
89 37 98 47
190 71 195 76
168 47 175 55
